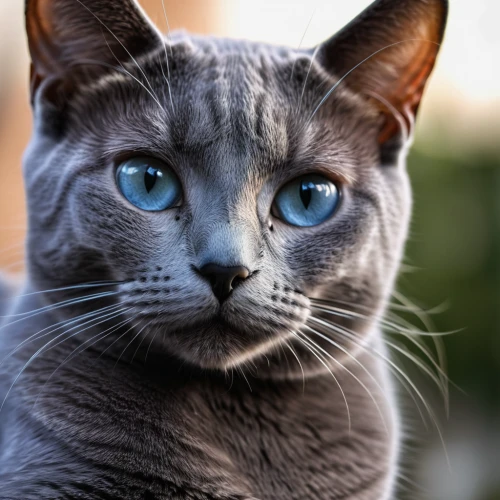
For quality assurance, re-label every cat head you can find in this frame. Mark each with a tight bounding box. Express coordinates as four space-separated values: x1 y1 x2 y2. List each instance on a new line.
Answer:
23 0 447 372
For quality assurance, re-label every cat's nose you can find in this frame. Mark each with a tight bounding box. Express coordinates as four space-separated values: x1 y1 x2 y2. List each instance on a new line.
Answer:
199 264 250 303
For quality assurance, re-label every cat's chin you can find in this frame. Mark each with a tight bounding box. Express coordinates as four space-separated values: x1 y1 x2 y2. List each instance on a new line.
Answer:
158 316 294 372
152 310 381 379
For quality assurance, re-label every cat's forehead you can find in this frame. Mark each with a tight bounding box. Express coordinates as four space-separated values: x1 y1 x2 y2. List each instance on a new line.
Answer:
171 33 297 64
169 40 292 156
68 35 377 181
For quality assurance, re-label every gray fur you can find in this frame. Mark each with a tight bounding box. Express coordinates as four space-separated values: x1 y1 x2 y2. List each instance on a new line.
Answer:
0 0 447 498
0 274 17 318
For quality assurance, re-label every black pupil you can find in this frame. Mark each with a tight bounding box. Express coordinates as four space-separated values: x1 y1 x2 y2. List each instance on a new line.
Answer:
144 166 158 193
300 181 313 210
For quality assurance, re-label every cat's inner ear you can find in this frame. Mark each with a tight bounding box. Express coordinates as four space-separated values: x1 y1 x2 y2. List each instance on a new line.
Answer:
25 0 162 100
317 0 448 146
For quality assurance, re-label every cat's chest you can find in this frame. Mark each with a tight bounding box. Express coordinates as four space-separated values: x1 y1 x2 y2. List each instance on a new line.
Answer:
204 381 393 500
1 359 394 499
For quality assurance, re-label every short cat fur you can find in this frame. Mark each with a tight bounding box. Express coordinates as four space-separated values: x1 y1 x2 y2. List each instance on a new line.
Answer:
0 0 447 498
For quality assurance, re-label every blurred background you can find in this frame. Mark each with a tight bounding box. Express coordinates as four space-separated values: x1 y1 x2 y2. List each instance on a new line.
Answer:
0 1 498 498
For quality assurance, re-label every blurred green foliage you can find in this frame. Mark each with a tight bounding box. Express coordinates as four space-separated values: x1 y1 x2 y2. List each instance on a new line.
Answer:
396 146 500 499
403 148 500 410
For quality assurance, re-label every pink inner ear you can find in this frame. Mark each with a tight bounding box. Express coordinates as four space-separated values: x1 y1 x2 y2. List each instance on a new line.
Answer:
376 41 440 144
25 0 162 91
315 0 448 145
26 0 78 79
26 1 53 76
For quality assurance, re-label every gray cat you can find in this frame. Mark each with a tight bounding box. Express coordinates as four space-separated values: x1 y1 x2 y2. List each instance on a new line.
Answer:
0 0 448 498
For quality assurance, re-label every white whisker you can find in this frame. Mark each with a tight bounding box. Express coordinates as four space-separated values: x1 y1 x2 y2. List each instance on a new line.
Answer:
298 45 320 112
33 315 133 407
144 319 160 363
8 281 120 301
284 340 305 392
310 312 450 400
0 303 123 365
160 0 174 112
0 307 128 412
308 39 440 122
95 321 142 364
0 291 118 321
303 324 389 433
75 0 164 111
290 5 317 82
307 315 451 469
101 35 166 113
113 320 152 369
291 331 351 432
238 365 253 393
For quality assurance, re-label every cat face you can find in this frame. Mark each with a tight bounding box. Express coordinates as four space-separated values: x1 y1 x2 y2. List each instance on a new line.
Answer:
23 0 447 370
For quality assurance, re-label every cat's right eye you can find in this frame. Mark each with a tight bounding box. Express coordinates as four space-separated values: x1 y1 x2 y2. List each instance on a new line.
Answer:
116 157 182 212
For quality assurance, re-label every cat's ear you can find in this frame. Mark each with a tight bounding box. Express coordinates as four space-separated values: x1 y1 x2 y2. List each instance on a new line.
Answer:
25 0 162 101
317 0 448 147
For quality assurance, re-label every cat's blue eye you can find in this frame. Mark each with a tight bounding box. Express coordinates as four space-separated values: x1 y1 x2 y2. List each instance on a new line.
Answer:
272 174 340 227
116 157 182 212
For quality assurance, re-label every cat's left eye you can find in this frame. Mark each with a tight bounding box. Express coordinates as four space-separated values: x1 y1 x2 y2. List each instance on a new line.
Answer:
272 174 340 227
116 157 182 212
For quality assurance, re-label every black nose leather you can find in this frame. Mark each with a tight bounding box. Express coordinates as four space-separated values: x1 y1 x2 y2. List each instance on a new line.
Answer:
199 264 250 303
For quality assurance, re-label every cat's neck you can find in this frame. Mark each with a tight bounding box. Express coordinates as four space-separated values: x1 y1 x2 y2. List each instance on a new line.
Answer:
0 284 399 500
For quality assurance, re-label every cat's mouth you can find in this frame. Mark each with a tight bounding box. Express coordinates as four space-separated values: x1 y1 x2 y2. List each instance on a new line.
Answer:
197 314 231 331
157 306 299 370
187 312 259 338
122 276 310 370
